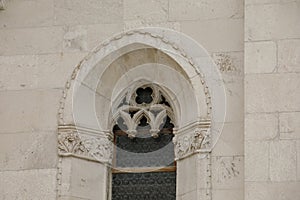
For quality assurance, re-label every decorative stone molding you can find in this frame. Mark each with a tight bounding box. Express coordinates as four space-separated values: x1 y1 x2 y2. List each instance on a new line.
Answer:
173 120 211 160
58 125 113 164
58 29 213 125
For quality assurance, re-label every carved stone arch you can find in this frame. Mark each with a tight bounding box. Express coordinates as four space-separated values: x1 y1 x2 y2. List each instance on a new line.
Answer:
57 28 226 200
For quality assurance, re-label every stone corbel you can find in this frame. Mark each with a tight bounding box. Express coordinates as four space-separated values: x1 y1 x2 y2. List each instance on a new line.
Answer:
0 0 5 10
173 120 211 160
58 125 113 164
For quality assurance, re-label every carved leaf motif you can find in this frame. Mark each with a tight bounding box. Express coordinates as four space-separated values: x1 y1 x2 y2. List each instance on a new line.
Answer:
58 131 86 155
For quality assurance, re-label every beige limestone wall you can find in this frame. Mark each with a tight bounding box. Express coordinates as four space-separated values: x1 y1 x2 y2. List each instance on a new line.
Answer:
0 0 244 199
245 0 300 199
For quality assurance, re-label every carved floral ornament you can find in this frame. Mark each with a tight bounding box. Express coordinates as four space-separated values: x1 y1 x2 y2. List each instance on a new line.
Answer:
173 127 210 160
57 125 113 164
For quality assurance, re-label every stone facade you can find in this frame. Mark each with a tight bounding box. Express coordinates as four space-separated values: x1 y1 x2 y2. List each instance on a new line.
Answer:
0 1 299 200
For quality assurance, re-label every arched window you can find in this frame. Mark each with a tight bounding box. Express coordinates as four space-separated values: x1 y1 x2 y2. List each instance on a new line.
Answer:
111 84 176 200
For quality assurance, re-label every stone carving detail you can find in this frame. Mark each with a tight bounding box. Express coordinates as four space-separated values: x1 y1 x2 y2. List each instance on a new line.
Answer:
113 84 175 139
58 130 86 156
214 156 241 183
173 127 210 160
58 126 113 164
58 29 212 125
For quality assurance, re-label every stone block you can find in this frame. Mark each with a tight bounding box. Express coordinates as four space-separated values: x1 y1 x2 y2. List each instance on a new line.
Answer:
270 140 297 181
169 0 243 21
124 0 168 22
246 0 298 5
0 0 53 28
212 52 244 76
54 0 123 25
0 89 61 133
223 77 244 123
63 26 88 52
297 141 300 181
279 112 300 139
212 122 244 156
245 141 269 181
245 2 300 41
0 169 56 199
69 158 108 200
124 20 180 31
245 182 300 200
212 189 244 200
245 41 277 74
177 155 197 195
278 39 300 73
181 18 243 52
245 73 300 113
0 131 57 171
0 27 63 55
86 23 122 50
245 113 278 140
0 53 85 90
211 156 244 189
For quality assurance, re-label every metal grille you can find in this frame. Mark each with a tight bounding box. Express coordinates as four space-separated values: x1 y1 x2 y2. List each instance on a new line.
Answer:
112 171 176 200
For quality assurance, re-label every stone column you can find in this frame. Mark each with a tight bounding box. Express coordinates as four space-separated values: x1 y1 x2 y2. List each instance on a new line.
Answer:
57 125 113 200
173 121 212 200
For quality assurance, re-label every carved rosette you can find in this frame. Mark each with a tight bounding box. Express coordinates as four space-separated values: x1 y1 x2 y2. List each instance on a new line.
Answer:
173 122 211 160
58 125 113 164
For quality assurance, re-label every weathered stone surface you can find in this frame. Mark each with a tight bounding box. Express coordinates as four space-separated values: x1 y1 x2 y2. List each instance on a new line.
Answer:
177 155 197 195
245 182 300 200
278 39 300 73
124 0 168 22
63 26 88 52
298 141 300 181
0 169 56 199
0 0 53 28
245 73 300 113
223 77 244 122
0 89 61 133
68 158 108 200
0 53 85 90
124 21 180 31
212 122 243 156
279 112 300 139
245 2 300 41
212 52 244 75
181 18 243 52
245 141 269 181
270 140 297 181
87 23 123 50
0 131 57 171
169 0 243 21
54 0 123 25
245 41 277 74
246 0 298 5
211 156 243 189
212 189 243 200
245 113 278 140
0 27 63 55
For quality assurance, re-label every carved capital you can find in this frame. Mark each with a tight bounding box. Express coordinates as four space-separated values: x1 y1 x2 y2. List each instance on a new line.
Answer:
173 121 211 160
58 125 113 164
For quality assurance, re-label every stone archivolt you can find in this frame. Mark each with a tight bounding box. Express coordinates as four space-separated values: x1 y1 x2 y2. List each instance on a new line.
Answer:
58 125 113 164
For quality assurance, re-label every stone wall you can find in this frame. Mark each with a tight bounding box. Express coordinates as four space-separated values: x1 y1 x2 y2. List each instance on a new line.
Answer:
0 0 244 199
244 0 300 199
1 0 298 200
